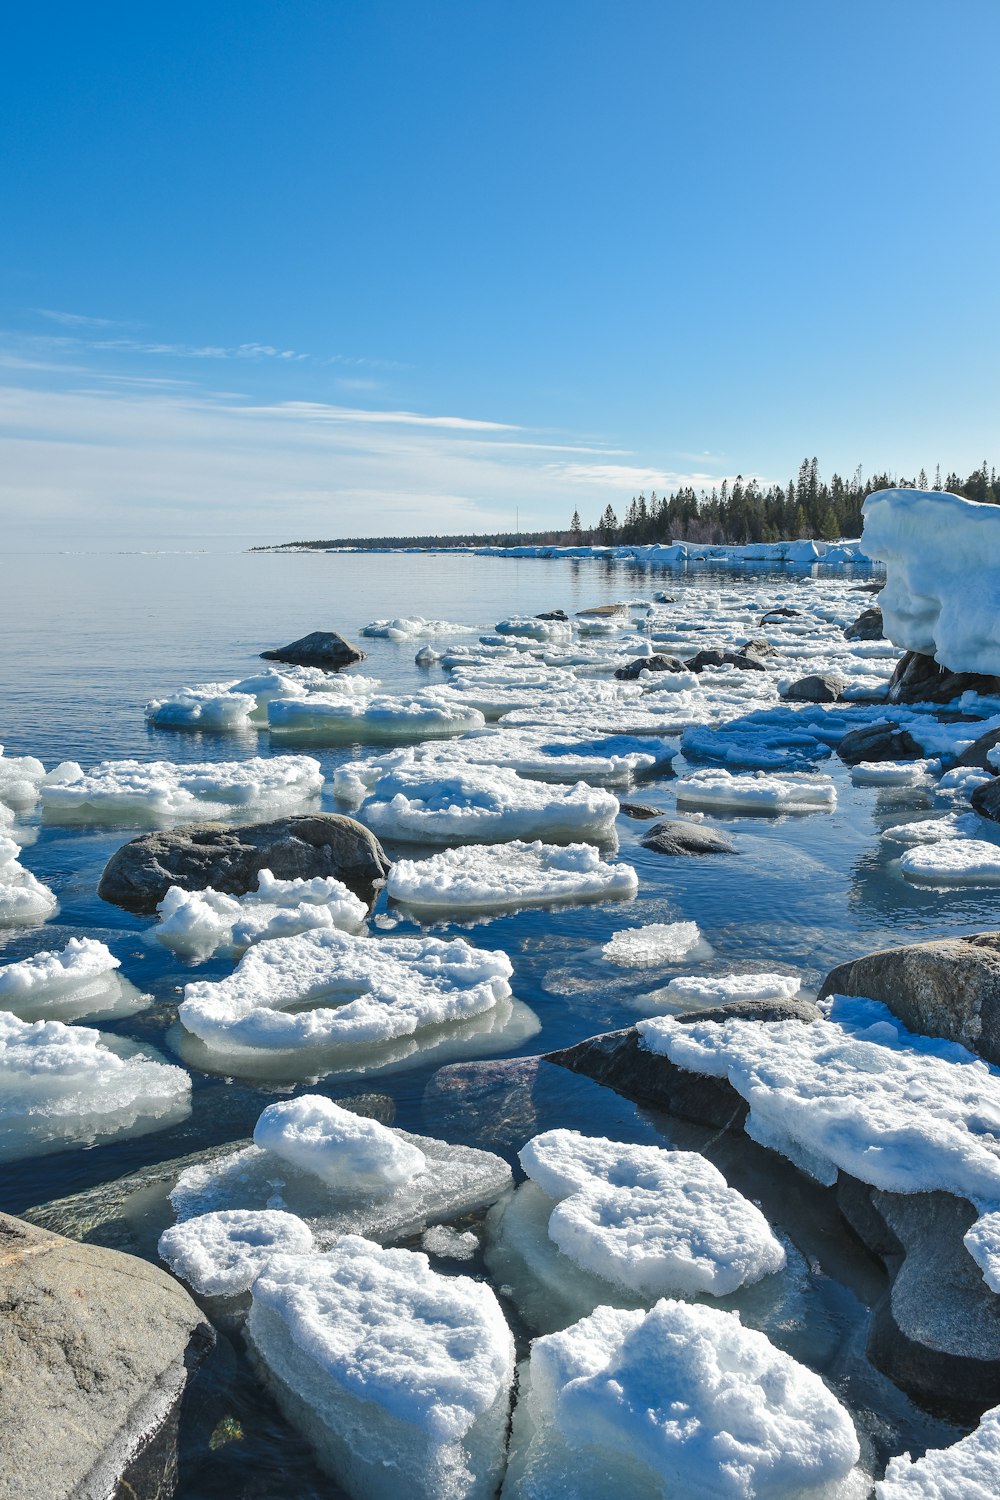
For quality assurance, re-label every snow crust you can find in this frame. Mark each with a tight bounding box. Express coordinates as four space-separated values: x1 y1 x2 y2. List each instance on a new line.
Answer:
676 769 837 814
155 869 367 960
386 841 637 914
503 1299 863 1499
246 1238 514 1500
602 921 703 968
876 1406 1000 1499
862 488 1000 675
158 1209 315 1296
40 755 323 826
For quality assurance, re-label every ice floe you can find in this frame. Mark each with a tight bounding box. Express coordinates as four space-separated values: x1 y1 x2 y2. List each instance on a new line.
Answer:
0 936 147 1022
661 971 801 1006
40 755 323 826
899 839 1000 886
245 1238 514 1500
0 837 58 927
502 1299 863 1499
154 869 368 960
676 768 838 814
268 692 485 741
602 921 704 968
0 1010 190 1161
386 842 637 916
850 759 937 787
158 1209 315 1297
875 1405 1000 1498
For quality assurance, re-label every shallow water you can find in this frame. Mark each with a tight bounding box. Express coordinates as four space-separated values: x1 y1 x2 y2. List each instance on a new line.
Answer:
1 545 991 1494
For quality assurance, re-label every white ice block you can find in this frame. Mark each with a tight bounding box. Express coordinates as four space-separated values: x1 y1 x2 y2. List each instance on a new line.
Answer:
0 837 58 927
875 1404 1000 1498
0 936 144 1022
661 972 801 1006
155 868 367 960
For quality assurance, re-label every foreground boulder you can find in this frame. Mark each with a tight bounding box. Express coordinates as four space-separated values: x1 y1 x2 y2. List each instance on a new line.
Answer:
886 649 1000 705
0 1212 213 1500
261 630 365 669
836 720 923 765
820 932 1000 1064
639 818 736 856
843 606 883 641
98 813 390 915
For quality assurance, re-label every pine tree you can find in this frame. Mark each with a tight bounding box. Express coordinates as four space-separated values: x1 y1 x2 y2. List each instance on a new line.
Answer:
569 509 582 540
933 464 942 490
917 467 928 490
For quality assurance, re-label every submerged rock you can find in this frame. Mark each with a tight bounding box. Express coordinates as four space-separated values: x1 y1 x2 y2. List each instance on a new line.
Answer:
0 1211 213 1500
639 818 737 856
886 650 1000 705
820 932 1000 1065
843 606 884 641
98 813 390 914
617 801 661 820
836 721 924 765
260 630 366 669
782 673 846 704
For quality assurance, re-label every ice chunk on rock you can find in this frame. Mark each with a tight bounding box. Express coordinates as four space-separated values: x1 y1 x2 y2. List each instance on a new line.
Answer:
662 971 801 1005
158 1209 315 1297
177 928 513 1063
516 1129 786 1297
357 761 620 845
154 868 367 960
0 1011 190 1161
899 838 1000 886
246 1238 515 1500
0 837 58 926
0 936 145 1022
502 1299 863 1499
602 921 704 968
40 755 324 827
253 1095 427 1192
676 768 837 814
875 1404 1000 1498
387 841 637 915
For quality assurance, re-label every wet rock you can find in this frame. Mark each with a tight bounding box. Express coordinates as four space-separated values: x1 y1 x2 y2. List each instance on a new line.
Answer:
0 1211 213 1500
640 818 736 856
739 637 778 660
260 630 365 669
535 610 568 621
836 721 924 765
819 932 1000 1065
949 727 1000 772
685 648 767 673
576 603 628 618
759 606 800 625
781 673 846 704
886 650 1000 706
98 813 390 915
972 779 1000 823
843 607 884 641
617 801 661 820
614 653 686 680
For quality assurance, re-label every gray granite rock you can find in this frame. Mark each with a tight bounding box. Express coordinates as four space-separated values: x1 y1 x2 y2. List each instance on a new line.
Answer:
685 648 767 673
617 801 662 820
972 778 1000 824
613 653 686 680
0 1212 213 1500
640 818 736 856
886 650 1000 705
819 931 1000 1064
781 673 846 704
843 606 884 641
260 630 365 668
950 727 1000 771
98 812 390 914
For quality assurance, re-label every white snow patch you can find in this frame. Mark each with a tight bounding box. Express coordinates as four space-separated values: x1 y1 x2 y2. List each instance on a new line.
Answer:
900 839 1000 885
850 760 936 786
158 1209 315 1297
154 869 367 960
253 1095 427 1193
40 755 323 826
662 972 801 1006
876 1405 1000 1499
0 937 141 1022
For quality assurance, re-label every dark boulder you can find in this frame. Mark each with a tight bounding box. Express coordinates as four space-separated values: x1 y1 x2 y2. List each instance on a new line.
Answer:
98 813 390 915
614 653 686 681
617 801 662 820
535 609 568 621
781 673 846 704
639 818 736 856
886 650 1000 706
973 780 1000 823
836 721 924 765
685 648 767 673
950 727 1000 772
843 606 884 641
759 606 800 625
739 637 778 660
261 630 365 669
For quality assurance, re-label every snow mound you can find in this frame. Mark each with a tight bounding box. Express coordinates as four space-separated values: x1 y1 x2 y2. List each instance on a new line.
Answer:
900 839 1000 886
602 921 703 968
253 1095 427 1193
662 972 801 1005
387 841 637 915
876 1405 1000 1498
155 869 367 960
356 762 620 845
517 1129 785 1297
246 1238 514 1500
40 755 323 826
158 1209 315 1297
0 1010 190 1161
0 937 140 1022
0 837 58 926
503 1299 863 1499
676 769 837 814
177 927 513 1060
862 488 1000 676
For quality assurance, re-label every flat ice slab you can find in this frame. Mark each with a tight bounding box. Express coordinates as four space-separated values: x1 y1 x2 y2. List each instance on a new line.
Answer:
502 1299 863 1499
158 1209 315 1297
850 760 936 786
386 841 637 915
0 837 58 927
40 755 324 826
676 769 837 814
268 692 485 741
355 761 620 845
602 921 704 968
0 1010 190 1161
876 1404 1000 1498
899 839 1000 886
661 971 801 1005
0 936 146 1022
170 1096 513 1246
176 926 514 1065
155 869 368 961
246 1237 514 1500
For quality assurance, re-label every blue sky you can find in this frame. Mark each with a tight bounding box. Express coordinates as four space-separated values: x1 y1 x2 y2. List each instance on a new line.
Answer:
2 1 998 544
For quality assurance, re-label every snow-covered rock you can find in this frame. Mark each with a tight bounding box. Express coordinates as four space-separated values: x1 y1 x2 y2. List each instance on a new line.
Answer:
246 1238 514 1500
387 842 637 915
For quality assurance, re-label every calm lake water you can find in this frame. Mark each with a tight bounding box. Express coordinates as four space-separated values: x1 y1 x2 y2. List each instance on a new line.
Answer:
0 545 987 1495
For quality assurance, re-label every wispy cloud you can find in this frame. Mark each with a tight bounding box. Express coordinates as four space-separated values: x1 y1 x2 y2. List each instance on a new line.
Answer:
35 308 122 329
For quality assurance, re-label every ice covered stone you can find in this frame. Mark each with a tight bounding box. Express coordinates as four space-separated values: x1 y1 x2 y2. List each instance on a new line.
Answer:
0 936 144 1022
602 921 704 968
899 839 1000 886
0 1011 190 1161
40 755 324 827
253 1095 426 1192
676 769 837 814
502 1299 863 1499
176 927 514 1062
356 761 620 845
246 1238 514 1500
158 1209 315 1296
875 1405 1000 1498
662 972 801 1006
386 842 637 915
0 836 58 926
154 868 367 960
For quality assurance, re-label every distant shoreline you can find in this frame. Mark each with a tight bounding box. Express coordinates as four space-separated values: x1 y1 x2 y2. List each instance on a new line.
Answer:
252 537 880 568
